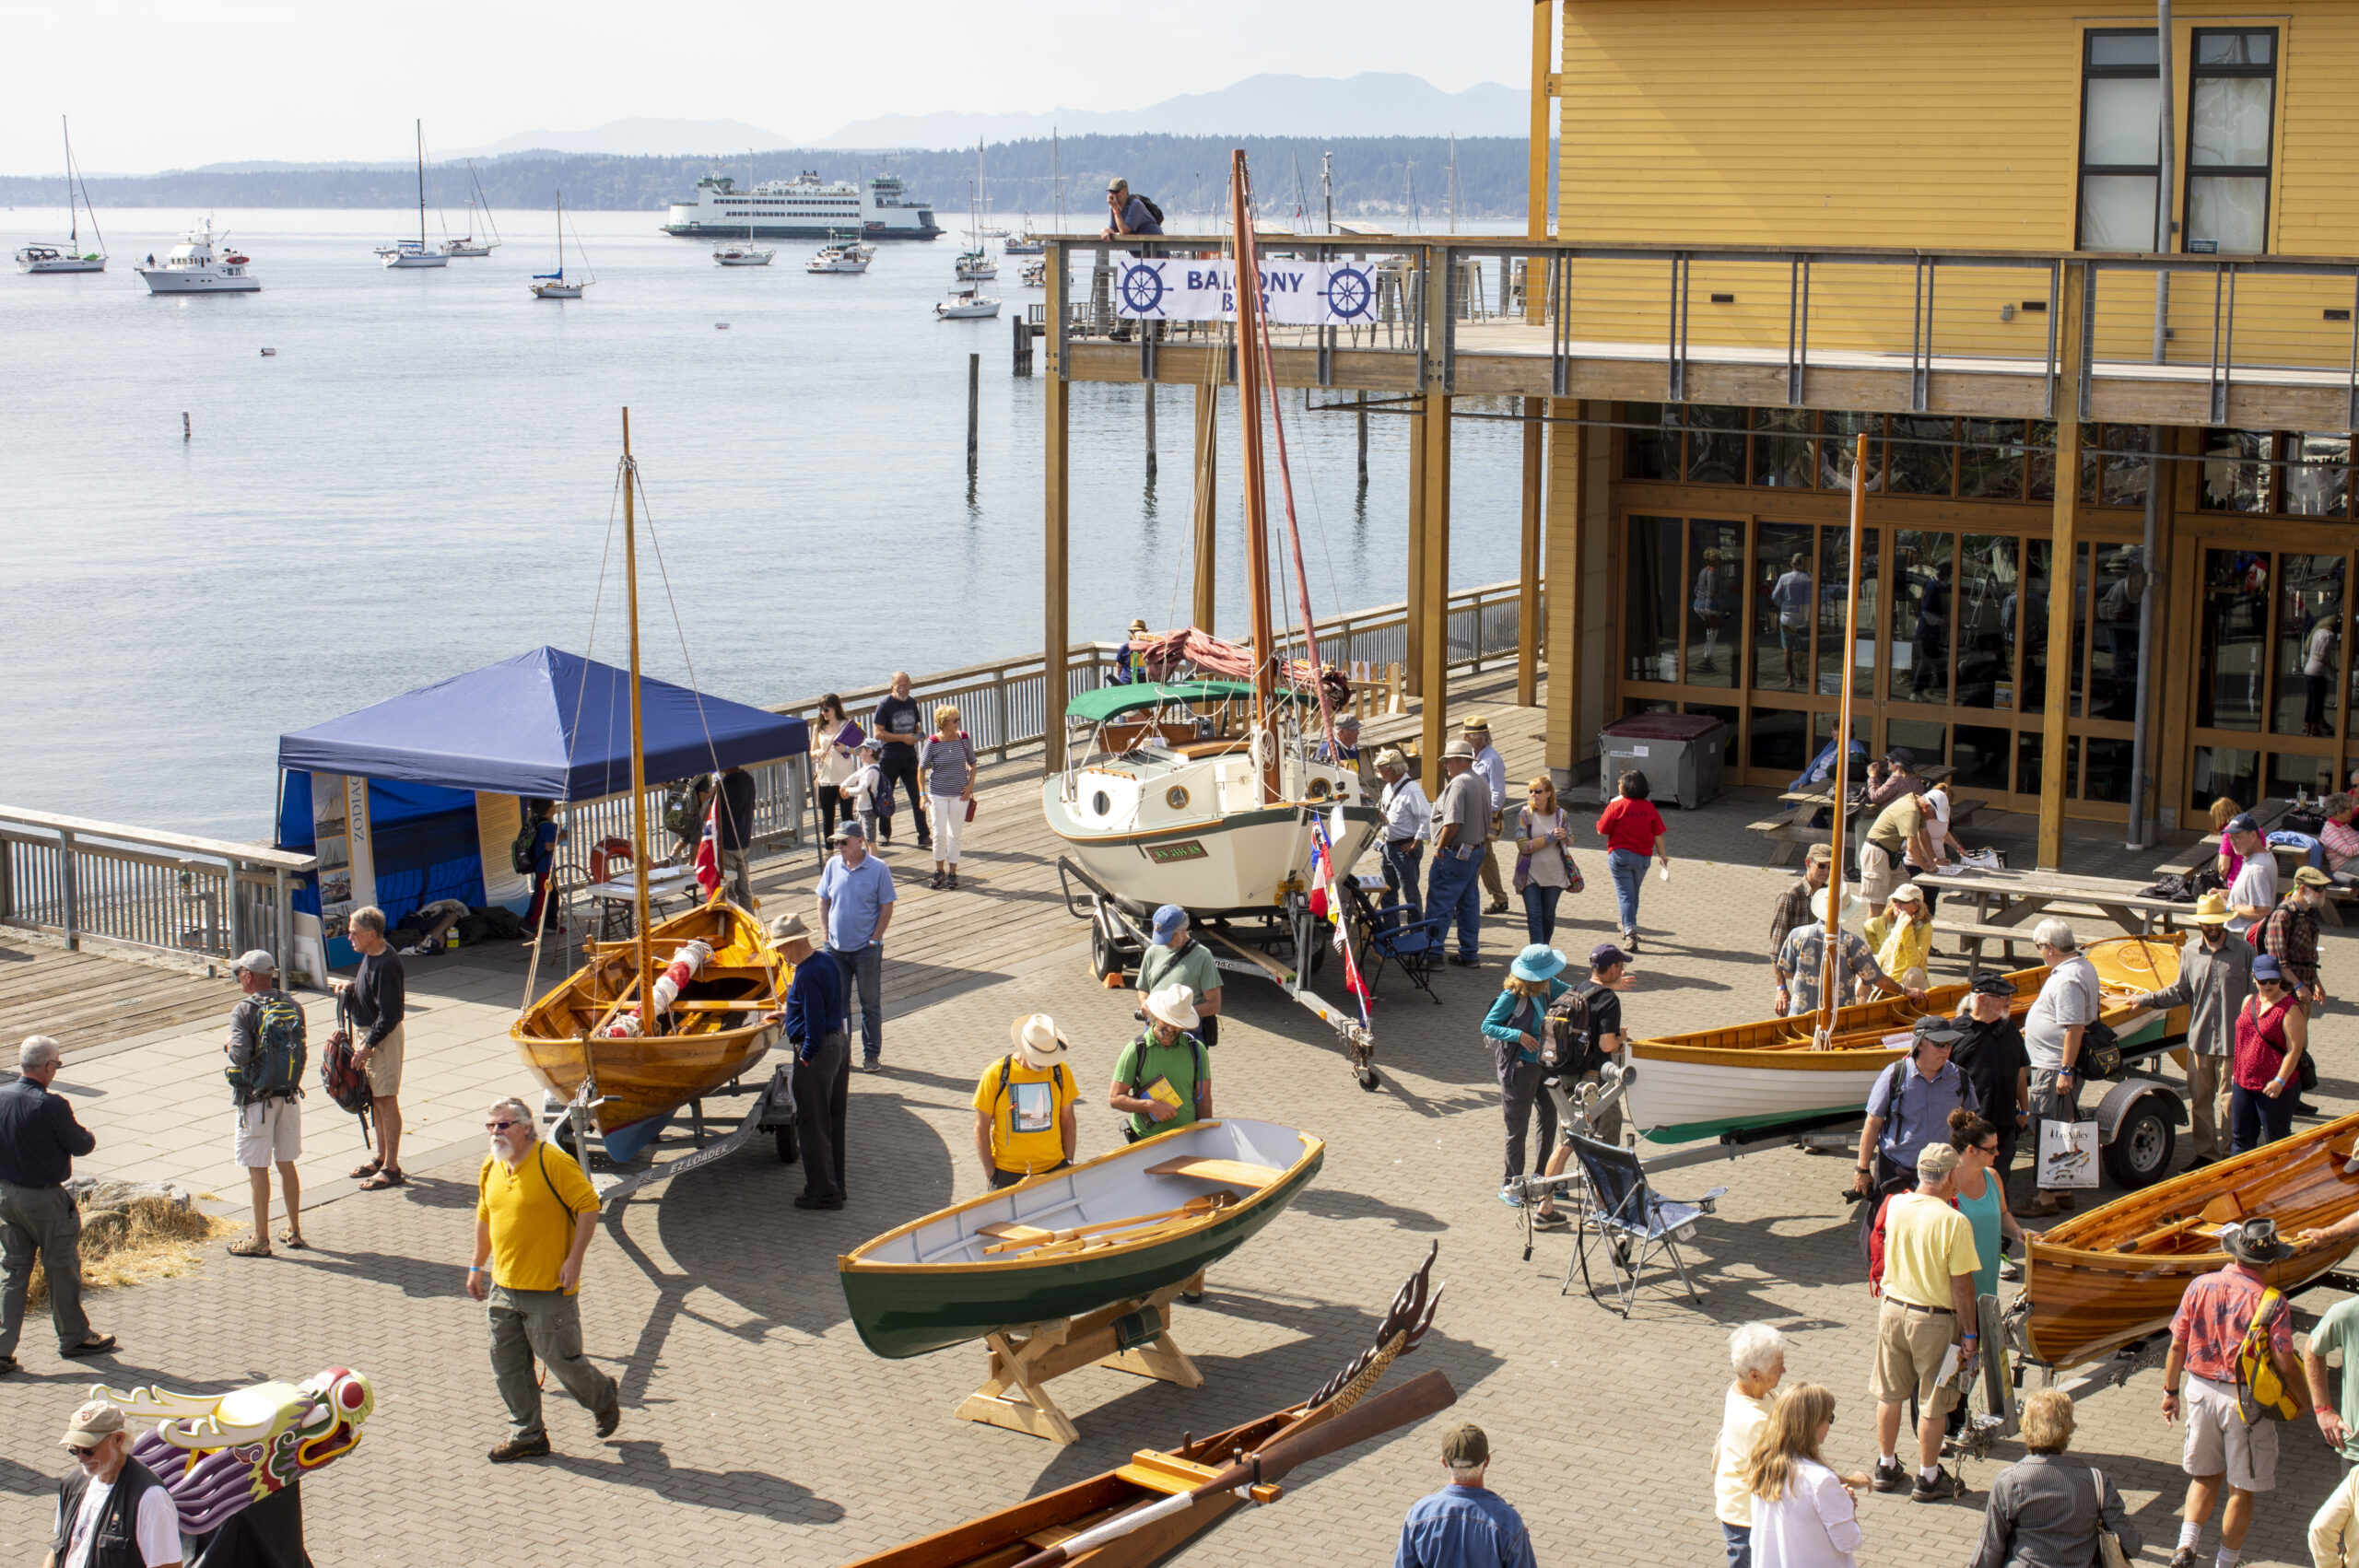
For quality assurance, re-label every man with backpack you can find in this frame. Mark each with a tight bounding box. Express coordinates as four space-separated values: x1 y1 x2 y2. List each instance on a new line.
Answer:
1867 1142 1980 1503
973 1015 1079 1189
225 951 306 1258
1529 943 1635 1230
2160 1218 2308 1568
1101 178 1164 240
1851 1018 1975 1203
1110 984 1211 1142
333 907 406 1191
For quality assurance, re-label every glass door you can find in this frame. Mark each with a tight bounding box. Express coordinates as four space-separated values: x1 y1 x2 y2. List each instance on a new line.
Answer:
2190 544 2353 812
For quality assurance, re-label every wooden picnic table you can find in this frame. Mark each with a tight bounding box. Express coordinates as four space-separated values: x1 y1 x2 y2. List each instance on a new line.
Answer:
1750 767 1978 869
1912 863 2190 967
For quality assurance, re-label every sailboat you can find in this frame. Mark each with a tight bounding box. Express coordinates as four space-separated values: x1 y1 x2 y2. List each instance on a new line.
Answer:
377 120 448 268
16 117 107 274
954 143 996 280
510 413 789 1164
1042 151 1380 917
712 150 776 266
441 159 501 257
530 191 594 298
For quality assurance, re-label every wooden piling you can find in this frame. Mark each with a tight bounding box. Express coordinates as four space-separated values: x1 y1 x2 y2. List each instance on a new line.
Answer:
1144 381 1157 482
968 353 980 476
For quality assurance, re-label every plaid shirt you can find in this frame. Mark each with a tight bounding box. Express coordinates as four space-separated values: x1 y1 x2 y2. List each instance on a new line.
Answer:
2171 1261 2292 1383
2262 897 2321 990
1776 924 1888 1015
1768 878 1816 959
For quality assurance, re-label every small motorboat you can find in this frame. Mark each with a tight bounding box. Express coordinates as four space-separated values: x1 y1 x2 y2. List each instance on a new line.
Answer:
935 287 1000 319
839 1117 1322 1360
2025 1112 2359 1367
804 234 869 274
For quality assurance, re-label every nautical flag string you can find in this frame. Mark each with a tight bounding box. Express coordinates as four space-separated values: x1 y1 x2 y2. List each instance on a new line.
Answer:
692 794 722 898
1309 814 1373 1023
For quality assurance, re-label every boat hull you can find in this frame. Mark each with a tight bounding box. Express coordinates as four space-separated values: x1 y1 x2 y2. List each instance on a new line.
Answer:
139 270 259 294
381 252 449 268
18 255 104 273
839 1118 1322 1360
532 284 585 298
2025 1112 2359 1367
935 300 1000 318
511 900 782 1160
1625 935 2185 1142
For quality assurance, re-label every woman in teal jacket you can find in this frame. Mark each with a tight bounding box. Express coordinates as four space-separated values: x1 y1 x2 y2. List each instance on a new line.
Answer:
1485 945 1569 1221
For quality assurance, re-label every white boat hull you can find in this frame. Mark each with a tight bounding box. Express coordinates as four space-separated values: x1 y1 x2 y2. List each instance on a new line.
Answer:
381 252 449 268
1620 1051 1898 1146
139 269 259 294
806 256 870 274
533 282 585 298
17 254 104 274
714 250 776 266
936 298 1001 318
443 241 493 257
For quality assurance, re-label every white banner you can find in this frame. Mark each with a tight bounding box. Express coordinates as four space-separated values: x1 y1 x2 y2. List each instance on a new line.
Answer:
1112 255 1379 325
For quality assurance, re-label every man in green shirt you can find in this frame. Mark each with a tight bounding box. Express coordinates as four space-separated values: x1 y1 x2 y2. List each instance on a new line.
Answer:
2303 1293 2359 1475
1109 983 1214 1141
1137 904 1223 1047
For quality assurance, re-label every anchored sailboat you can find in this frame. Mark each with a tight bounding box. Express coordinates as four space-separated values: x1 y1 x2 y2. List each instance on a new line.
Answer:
441 159 501 257
530 191 595 298
15 117 107 273
713 150 777 266
378 120 449 268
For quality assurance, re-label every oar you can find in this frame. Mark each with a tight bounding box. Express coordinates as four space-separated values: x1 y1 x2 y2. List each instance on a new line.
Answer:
1006 1370 1458 1568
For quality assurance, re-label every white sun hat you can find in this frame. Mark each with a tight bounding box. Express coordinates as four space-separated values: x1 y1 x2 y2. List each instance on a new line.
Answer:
1144 983 1201 1031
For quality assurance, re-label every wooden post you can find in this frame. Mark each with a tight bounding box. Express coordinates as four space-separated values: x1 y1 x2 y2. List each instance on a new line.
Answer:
1530 0 1553 242
1406 396 1427 694
1144 380 1157 482
1418 396 1453 770
1356 391 1369 483
1820 436 1869 1046
1191 381 1217 631
1518 395 1543 709
1044 254 1071 773
2038 263 2085 870
967 352 980 476
1543 398 1585 785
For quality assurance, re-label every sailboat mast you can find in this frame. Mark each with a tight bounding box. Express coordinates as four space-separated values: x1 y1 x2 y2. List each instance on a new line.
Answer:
63 117 76 250
416 119 427 246
621 409 655 1022
1227 149 1278 805
1817 435 1870 1045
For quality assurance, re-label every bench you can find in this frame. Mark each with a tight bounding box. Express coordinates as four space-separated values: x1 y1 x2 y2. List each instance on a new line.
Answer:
1144 1155 1285 1190
2153 798 2291 879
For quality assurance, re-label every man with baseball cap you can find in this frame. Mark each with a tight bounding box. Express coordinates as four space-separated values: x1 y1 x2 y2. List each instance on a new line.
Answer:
0 1036 111 1373
2262 864 2333 1015
975 1016 1079 1188
48 1398 180 1568
1318 713 1369 791
816 818 896 1071
1111 983 1212 1142
225 949 305 1257
2161 1217 2306 1568
767 914 848 1211
2130 889 2249 1167
1869 1141 1981 1502
2224 813 2277 937
1766 844 1834 1000
1136 905 1221 1047
1461 717 1511 915
1853 1016 1975 1204
1099 178 1163 240
1427 739 1489 966
1373 748 1429 920
1393 1422 1536 1568
1950 971 2032 1183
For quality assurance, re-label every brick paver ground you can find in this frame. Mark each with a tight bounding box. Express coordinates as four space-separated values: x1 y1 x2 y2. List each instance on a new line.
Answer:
4 696 2353 1566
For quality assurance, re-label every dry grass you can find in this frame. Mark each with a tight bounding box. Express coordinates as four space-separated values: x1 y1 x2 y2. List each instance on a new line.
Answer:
29 1197 236 1307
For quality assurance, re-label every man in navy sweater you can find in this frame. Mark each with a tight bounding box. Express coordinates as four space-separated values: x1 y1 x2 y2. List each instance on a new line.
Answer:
0 1035 114 1372
768 916 849 1211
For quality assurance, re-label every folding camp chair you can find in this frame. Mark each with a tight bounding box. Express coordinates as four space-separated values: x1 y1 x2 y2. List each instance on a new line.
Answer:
1344 882 1444 1004
1563 1132 1725 1316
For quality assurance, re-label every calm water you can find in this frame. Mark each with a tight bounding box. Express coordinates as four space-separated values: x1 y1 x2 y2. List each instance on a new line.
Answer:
0 206 1532 837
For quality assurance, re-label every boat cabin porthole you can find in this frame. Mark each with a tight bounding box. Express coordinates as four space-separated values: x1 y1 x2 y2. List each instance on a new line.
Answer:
1166 785 1190 811
1091 790 1111 817
1307 778 1332 801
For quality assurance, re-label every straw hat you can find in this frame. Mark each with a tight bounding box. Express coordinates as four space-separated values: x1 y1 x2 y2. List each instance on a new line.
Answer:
1144 983 1201 1031
1008 1014 1070 1070
2189 890 2233 926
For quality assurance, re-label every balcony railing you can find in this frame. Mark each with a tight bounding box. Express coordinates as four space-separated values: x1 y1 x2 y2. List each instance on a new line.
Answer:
0 807 314 970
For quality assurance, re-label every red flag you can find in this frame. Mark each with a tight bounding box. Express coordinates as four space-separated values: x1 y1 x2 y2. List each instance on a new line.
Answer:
692 796 722 897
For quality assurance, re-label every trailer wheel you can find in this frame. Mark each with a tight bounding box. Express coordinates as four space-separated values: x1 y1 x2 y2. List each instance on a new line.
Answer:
2100 1103 2176 1189
1357 1066 1381 1092
1089 916 1117 981
554 1117 580 1158
774 1122 800 1164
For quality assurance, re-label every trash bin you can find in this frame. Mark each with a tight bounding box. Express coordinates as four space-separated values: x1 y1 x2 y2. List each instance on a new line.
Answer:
1599 714 1728 810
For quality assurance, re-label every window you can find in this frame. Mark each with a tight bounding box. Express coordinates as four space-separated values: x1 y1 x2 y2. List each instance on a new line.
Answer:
2185 29 2277 253
2078 29 2163 252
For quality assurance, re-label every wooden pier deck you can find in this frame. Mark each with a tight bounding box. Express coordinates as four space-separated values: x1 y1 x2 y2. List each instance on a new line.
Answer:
0 937 241 1058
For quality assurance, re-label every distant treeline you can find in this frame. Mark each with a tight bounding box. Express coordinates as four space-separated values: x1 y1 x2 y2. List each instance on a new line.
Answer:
1 134 1553 222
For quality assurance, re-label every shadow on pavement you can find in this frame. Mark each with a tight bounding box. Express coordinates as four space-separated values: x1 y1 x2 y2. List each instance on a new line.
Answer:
542 1438 846 1523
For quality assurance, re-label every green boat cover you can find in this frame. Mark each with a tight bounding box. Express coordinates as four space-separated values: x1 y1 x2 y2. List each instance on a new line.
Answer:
1063 680 1309 725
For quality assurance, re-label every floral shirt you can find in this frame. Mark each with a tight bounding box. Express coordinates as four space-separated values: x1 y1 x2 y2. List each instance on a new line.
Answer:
1775 925 1888 1016
2171 1260 2291 1383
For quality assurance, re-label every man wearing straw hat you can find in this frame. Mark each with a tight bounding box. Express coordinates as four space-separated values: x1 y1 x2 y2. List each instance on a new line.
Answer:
1427 739 1489 966
766 914 848 1211
974 1016 1079 1189
1373 748 1429 920
2128 889 2248 1168
1114 618 1152 685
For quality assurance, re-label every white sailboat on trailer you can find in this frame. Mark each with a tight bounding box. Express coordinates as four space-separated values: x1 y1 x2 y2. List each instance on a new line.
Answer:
16 117 107 274
379 121 449 268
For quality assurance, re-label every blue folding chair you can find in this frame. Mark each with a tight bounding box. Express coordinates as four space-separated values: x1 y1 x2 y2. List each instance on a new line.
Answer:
1563 1132 1724 1316
1355 898 1444 1004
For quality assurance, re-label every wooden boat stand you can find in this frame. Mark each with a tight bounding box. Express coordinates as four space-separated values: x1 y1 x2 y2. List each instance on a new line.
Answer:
956 1273 1207 1445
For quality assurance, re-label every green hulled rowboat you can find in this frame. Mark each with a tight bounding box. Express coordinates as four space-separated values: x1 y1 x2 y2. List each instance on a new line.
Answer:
839 1118 1322 1360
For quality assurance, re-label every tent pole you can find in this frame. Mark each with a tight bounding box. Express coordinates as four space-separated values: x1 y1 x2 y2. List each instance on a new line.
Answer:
623 410 654 1034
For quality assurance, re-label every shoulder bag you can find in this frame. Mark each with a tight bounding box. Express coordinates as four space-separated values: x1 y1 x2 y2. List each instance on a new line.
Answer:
2088 1469 2131 1568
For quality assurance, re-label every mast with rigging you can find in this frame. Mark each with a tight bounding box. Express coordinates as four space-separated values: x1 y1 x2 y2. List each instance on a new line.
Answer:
1226 150 1279 805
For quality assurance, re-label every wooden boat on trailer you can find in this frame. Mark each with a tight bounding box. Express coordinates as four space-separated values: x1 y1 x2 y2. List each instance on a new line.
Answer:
1623 933 2187 1145
2024 1111 2359 1368
511 894 785 1163
839 1117 1321 1361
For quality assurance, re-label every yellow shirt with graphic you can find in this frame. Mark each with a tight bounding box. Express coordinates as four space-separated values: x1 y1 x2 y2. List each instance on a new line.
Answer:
973 1056 1077 1176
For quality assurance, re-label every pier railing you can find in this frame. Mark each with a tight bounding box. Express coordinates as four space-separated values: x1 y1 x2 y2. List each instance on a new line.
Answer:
770 577 1538 761
0 808 315 972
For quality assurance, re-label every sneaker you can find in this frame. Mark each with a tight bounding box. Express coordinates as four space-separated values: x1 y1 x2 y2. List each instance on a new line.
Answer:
488 1434 551 1463
1870 1458 1909 1494
594 1397 621 1437
2168 1548 2201 1568
1911 1469 1964 1503
2000 1256 2024 1281
1449 955 1482 968
947 872 959 891
928 872 945 890
794 1192 845 1211
861 1056 881 1073
1497 1187 1524 1210
1531 1211 1571 1232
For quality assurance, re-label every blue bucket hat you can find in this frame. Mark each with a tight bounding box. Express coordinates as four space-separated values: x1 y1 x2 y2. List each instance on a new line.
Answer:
1151 905 1188 944
1509 945 1567 983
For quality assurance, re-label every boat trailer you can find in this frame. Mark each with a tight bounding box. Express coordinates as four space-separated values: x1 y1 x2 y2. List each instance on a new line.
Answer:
1057 856 1380 1092
541 1061 799 1206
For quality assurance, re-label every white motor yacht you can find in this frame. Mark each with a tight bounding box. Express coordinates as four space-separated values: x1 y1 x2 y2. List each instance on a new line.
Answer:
935 287 1000 320
954 248 997 281
805 239 869 274
136 220 258 294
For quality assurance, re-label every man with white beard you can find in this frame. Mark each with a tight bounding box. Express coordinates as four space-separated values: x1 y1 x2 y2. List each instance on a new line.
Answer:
467 1096 617 1462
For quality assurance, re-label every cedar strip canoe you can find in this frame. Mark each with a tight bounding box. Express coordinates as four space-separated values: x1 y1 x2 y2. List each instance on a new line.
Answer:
2024 1111 2359 1368
511 899 784 1163
1623 934 2187 1143
839 1118 1321 1361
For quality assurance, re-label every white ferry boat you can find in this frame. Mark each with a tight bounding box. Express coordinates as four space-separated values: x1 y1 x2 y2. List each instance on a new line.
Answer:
662 170 941 240
136 220 259 294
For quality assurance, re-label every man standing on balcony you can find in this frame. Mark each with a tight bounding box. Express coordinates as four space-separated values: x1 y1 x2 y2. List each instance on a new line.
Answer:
1463 717 1511 916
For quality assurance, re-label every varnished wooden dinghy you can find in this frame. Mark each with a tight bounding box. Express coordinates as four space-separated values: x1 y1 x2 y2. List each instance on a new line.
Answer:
511 897 785 1162
839 1118 1321 1361
2024 1111 2359 1368
1624 934 2185 1143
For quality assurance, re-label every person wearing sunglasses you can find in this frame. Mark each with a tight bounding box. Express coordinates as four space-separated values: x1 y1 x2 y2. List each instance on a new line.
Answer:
48 1398 181 1568
469 1096 618 1462
2230 954 2308 1156
1946 1108 2039 1296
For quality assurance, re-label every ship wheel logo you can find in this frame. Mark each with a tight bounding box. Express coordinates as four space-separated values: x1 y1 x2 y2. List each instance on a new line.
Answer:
1322 265 1374 321
1119 262 1167 317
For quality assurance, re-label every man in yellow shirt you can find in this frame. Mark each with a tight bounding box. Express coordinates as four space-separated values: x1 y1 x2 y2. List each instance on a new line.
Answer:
1869 1141 1980 1503
468 1095 617 1462
974 1015 1079 1189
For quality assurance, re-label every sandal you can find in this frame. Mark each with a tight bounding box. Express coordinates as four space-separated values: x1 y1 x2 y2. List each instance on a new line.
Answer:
278 1227 308 1249
350 1158 382 1180
358 1169 406 1191
229 1237 272 1258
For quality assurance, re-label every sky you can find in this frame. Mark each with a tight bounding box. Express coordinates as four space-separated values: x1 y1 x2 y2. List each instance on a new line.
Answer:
5 0 1534 175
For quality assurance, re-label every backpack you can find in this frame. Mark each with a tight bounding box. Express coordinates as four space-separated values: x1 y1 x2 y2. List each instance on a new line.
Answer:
662 786 697 842
318 995 373 1118
1137 194 1164 225
2235 1287 2298 1423
511 820 540 876
1541 986 1602 1078
1865 1187 1960 1298
229 989 308 1106
1121 1030 1206 1142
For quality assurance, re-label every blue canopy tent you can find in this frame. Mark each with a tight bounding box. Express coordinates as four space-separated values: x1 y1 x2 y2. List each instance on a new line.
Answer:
275 648 808 968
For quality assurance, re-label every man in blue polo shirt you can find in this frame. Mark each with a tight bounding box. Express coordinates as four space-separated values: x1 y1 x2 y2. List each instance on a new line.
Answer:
816 821 896 1072
1394 1423 1536 1568
1852 1016 1976 1199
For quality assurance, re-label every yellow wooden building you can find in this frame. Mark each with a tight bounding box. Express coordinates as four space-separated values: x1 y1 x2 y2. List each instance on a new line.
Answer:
1036 0 2359 863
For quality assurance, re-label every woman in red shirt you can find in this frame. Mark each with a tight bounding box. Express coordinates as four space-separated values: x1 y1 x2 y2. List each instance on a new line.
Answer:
2229 954 2307 1154
1595 769 1671 953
